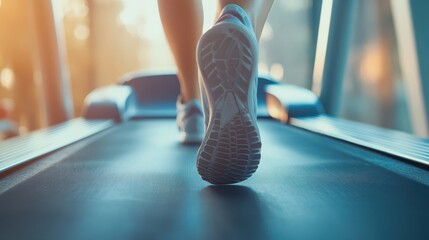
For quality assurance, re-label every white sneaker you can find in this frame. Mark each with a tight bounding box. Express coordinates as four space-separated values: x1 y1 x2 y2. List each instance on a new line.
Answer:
176 96 204 144
196 4 261 184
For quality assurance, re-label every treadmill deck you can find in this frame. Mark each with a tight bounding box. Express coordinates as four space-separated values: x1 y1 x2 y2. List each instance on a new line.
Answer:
0 119 428 240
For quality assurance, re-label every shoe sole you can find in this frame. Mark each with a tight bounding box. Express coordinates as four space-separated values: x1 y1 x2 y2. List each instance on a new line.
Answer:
196 22 261 184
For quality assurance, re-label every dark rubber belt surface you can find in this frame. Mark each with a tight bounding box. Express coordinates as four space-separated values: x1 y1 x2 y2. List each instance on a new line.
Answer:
0 119 428 240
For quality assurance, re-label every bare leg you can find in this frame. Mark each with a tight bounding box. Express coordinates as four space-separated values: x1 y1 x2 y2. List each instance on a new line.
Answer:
217 0 274 40
158 0 203 103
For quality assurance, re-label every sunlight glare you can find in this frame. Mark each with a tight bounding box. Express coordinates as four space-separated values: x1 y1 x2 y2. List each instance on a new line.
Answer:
74 24 90 40
0 68 15 90
261 22 273 42
312 0 333 96
270 63 284 81
117 0 219 70
63 0 88 18
118 0 164 41
118 1 218 39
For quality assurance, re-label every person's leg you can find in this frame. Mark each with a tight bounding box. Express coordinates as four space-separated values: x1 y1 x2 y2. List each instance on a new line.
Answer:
217 0 274 40
158 0 203 103
158 0 205 144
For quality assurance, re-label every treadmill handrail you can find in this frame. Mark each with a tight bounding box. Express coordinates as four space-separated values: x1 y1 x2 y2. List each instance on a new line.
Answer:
83 85 137 123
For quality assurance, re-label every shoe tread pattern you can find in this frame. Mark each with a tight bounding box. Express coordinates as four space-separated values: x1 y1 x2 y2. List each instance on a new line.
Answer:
197 24 261 184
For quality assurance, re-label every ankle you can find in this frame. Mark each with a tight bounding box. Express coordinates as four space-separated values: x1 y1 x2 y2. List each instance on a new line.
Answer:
179 94 200 104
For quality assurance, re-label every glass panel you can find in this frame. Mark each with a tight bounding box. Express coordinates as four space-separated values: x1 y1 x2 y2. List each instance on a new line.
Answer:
0 0 314 136
338 0 412 133
260 0 313 87
0 0 46 135
62 0 314 118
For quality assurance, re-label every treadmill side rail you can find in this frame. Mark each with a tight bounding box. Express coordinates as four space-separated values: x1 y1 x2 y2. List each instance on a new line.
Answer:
0 118 113 173
266 84 429 168
292 115 429 167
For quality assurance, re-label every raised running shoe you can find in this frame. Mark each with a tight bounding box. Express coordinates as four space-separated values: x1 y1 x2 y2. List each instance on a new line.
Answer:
196 4 261 184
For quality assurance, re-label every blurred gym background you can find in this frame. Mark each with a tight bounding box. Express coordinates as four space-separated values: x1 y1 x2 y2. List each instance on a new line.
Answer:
0 0 419 138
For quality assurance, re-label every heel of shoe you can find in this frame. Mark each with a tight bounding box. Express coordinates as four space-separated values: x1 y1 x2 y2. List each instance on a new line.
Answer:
197 111 261 184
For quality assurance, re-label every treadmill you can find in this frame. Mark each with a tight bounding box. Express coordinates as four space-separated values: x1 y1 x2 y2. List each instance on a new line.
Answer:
1 1 429 239
0 72 428 240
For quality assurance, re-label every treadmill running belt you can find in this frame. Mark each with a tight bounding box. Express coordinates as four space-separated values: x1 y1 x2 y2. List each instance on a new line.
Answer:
0 119 428 240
